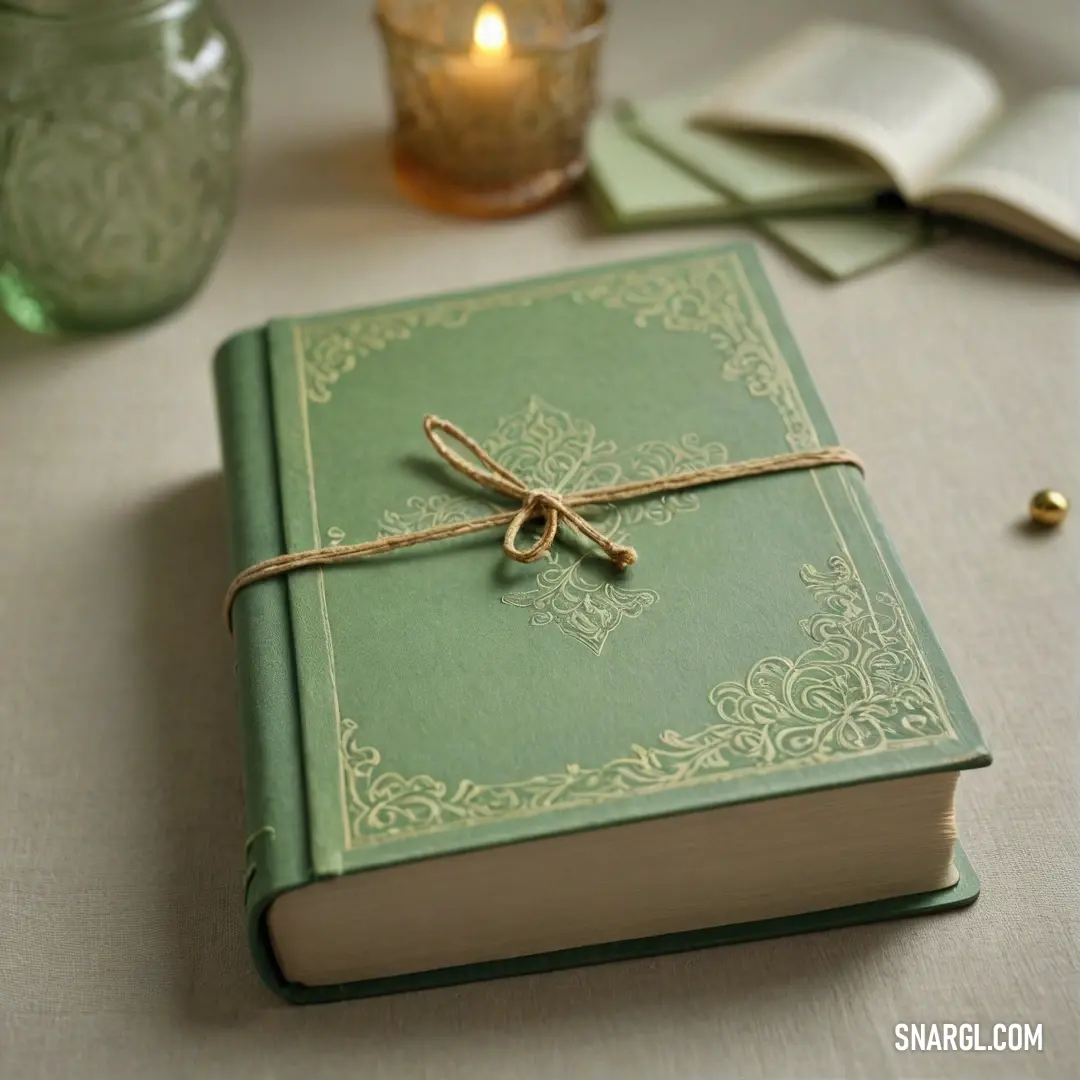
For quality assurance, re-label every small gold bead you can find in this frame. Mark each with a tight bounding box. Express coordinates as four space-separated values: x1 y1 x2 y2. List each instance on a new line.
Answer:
1029 489 1069 527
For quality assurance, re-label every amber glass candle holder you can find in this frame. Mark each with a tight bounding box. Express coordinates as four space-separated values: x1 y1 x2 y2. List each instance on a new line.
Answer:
376 0 606 218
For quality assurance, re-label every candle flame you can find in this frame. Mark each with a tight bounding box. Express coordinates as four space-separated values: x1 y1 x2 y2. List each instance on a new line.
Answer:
472 3 509 59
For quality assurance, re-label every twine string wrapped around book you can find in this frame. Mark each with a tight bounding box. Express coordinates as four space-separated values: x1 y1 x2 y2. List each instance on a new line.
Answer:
224 414 864 629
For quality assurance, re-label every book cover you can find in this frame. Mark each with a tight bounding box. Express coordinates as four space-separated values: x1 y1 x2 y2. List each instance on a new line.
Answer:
215 244 989 1003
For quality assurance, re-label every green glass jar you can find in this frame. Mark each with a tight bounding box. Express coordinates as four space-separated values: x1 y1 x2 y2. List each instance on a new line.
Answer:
0 0 245 333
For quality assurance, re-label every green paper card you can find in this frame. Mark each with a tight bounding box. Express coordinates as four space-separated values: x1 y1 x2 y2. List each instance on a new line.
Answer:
586 109 935 279
627 96 884 209
216 244 989 1002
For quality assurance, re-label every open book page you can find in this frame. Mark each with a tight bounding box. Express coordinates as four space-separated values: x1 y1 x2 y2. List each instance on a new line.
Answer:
920 89 1080 257
691 22 1003 198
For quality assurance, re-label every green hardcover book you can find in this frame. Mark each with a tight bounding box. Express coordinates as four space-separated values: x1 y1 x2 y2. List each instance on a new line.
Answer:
215 244 990 1005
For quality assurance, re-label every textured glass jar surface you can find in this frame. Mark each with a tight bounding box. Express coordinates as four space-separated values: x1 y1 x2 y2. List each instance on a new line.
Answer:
0 1 245 332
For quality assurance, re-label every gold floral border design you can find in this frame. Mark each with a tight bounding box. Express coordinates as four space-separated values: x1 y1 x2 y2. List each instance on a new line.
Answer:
298 251 818 451
338 555 955 845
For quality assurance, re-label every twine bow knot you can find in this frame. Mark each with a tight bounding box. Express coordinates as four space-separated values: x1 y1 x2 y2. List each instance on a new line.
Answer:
423 415 638 570
223 412 864 630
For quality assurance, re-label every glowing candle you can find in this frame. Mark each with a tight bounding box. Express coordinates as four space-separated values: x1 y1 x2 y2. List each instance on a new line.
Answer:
377 0 607 216
445 4 535 125
472 2 510 60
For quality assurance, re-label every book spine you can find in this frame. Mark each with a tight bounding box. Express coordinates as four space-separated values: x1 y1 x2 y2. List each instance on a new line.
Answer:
214 329 310 996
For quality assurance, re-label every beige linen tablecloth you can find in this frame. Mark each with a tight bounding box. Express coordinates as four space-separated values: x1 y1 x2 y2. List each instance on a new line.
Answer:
1 1 1076 1076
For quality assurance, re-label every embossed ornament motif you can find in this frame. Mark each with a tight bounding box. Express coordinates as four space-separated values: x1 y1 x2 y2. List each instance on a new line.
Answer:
299 253 816 451
338 554 951 844
373 396 727 654
708 555 949 762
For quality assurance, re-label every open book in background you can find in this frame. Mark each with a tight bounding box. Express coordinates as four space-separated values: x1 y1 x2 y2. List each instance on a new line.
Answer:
586 109 937 280
693 21 1080 261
